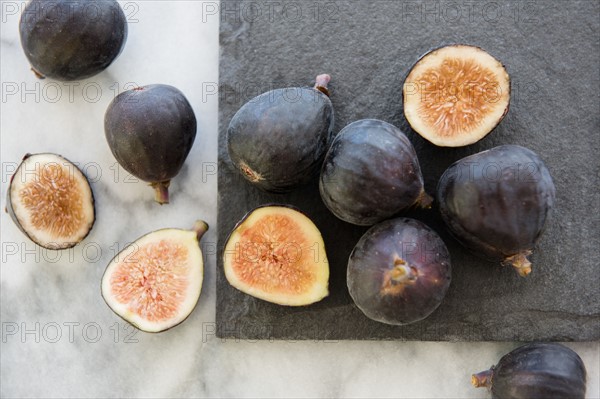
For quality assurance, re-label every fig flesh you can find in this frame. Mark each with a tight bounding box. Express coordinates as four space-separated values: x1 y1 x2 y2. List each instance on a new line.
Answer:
403 44 510 147
227 75 334 193
319 119 432 226
472 343 587 399
223 205 329 306
104 84 197 204
101 221 208 333
437 145 556 276
347 218 451 325
6 153 95 250
19 0 127 81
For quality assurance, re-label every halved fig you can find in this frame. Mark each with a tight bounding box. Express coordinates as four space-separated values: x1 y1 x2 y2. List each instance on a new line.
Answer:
403 45 510 147
101 221 208 333
223 205 329 306
347 218 451 325
6 153 95 249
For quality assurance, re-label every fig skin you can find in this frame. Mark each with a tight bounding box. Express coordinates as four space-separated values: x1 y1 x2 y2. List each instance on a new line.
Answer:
104 84 197 204
437 145 555 277
347 218 451 325
227 75 334 193
6 153 96 250
19 0 127 81
472 343 587 399
320 119 432 226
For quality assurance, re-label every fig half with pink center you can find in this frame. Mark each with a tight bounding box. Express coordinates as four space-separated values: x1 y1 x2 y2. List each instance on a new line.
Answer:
347 218 451 325
101 221 208 332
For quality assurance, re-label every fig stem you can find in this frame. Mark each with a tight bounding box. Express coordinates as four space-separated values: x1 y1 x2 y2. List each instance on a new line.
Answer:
31 67 45 79
471 369 493 388
503 251 532 277
192 220 209 241
415 190 433 209
314 74 331 97
151 181 170 205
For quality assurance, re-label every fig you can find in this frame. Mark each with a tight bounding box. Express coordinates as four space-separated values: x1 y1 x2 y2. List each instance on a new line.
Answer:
472 343 587 399
319 119 432 226
347 218 451 325
19 0 127 81
403 44 510 147
6 153 95 250
223 205 329 306
437 145 556 277
104 84 197 204
101 221 208 333
227 74 334 193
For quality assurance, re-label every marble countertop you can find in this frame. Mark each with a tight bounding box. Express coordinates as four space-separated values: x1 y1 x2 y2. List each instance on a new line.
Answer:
1 1 598 397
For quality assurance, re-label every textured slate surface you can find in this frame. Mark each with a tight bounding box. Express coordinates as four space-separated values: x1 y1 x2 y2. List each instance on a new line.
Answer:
217 0 600 340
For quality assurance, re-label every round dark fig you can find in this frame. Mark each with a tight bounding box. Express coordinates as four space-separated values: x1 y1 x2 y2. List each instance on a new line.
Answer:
437 145 556 277
472 343 587 399
104 84 197 204
19 0 127 81
320 119 432 226
347 218 451 325
227 75 334 193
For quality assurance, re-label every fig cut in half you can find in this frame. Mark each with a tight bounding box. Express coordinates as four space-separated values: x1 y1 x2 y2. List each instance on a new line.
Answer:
403 45 510 147
102 221 208 333
6 153 95 250
223 205 329 306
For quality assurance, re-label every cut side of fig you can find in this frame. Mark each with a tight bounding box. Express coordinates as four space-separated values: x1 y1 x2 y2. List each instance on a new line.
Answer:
6 153 95 250
102 221 208 333
472 343 587 399
227 74 334 193
320 119 432 226
437 145 556 277
19 0 127 81
403 45 510 147
223 205 329 306
347 218 451 325
104 84 197 204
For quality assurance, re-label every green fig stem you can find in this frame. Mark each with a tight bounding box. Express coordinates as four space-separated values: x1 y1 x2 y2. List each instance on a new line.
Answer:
415 190 433 209
503 250 532 277
151 181 170 205
192 220 209 241
314 74 331 97
471 369 493 388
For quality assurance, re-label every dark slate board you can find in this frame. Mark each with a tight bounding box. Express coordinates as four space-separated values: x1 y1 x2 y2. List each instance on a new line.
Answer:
217 0 600 340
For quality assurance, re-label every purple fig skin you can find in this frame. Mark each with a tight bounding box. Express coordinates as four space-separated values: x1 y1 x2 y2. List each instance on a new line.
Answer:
437 145 555 276
472 343 587 399
347 218 451 325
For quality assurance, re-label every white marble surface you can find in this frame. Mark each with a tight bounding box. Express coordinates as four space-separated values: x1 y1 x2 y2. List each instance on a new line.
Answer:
0 1 598 398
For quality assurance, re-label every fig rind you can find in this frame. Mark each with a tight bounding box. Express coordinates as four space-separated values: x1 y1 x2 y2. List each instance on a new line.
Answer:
320 119 431 226
104 84 197 204
347 218 451 325
227 76 334 193
437 145 555 276
19 0 127 81
472 343 587 399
